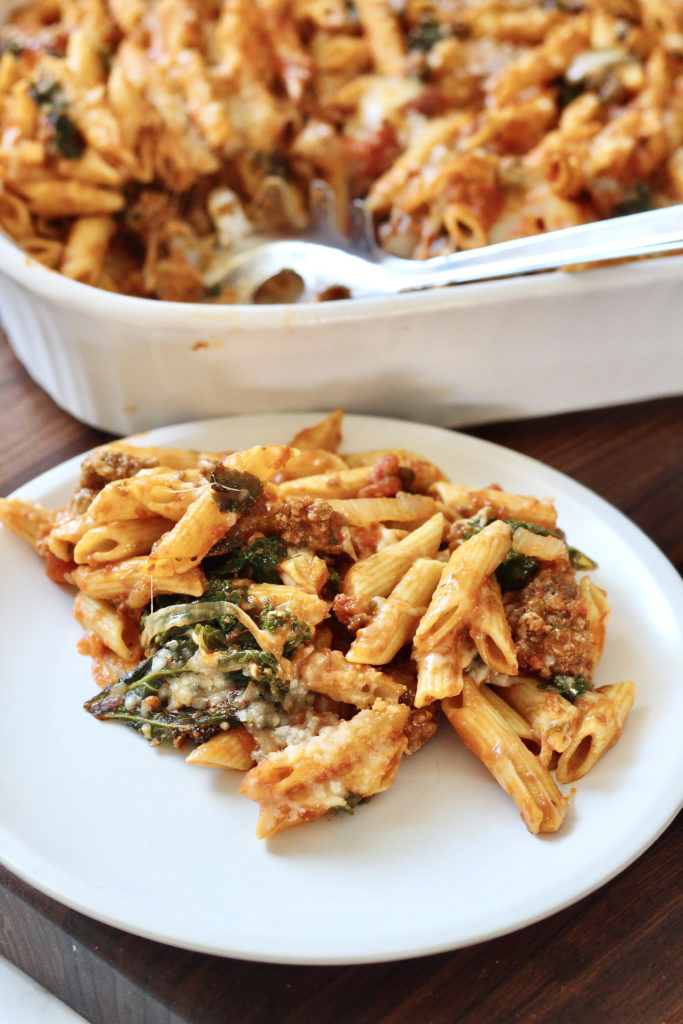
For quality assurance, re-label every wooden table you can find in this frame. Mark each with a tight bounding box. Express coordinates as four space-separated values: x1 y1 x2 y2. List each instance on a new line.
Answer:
0 333 681 1024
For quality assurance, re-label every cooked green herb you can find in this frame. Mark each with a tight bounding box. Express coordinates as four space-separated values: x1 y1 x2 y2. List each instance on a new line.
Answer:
554 76 585 109
325 568 341 594
201 578 248 604
211 535 286 583
84 577 317 741
407 18 442 52
28 78 61 106
344 0 358 23
331 792 367 814
259 604 311 656
462 508 491 539
568 546 597 571
262 150 292 179
28 78 85 158
85 684 235 744
141 599 242 648
0 40 23 56
613 183 652 217
209 466 262 513
495 552 539 592
539 674 591 702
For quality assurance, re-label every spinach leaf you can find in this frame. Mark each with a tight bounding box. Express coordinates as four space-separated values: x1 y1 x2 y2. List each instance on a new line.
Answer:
211 535 286 583
85 685 235 744
613 184 652 217
539 674 591 702
28 78 85 158
495 552 539 592
209 467 261 514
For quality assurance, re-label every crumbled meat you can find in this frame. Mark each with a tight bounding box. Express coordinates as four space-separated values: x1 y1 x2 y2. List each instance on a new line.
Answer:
504 563 593 679
206 495 352 557
79 450 160 490
388 658 440 754
402 704 440 755
332 593 371 631
349 524 384 559
274 497 351 553
70 486 100 514
358 454 415 498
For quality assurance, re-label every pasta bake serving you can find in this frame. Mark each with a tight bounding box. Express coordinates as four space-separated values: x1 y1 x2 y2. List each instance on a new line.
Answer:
0 0 681 302
0 410 635 838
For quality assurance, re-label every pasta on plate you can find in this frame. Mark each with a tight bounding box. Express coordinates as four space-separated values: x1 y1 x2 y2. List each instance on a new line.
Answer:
0 410 635 839
0 0 681 301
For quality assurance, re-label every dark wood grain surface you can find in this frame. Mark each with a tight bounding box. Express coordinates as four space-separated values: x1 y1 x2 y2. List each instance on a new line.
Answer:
0 332 681 1024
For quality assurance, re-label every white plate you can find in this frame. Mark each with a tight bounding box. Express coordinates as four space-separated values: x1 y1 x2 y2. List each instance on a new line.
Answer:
1 413 681 965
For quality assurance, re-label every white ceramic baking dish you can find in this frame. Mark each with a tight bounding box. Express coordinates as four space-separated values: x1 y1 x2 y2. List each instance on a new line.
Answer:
0 225 682 435
2 0 682 435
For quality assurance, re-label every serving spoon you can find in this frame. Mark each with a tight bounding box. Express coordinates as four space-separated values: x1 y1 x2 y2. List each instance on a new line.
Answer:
210 181 683 302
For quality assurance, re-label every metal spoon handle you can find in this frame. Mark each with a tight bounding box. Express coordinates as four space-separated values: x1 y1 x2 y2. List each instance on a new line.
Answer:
383 205 683 290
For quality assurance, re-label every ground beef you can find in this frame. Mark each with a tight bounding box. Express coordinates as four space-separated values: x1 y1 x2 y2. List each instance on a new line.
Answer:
357 454 415 498
504 563 593 680
206 495 352 558
273 497 351 554
332 593 371 631
79 450 159 490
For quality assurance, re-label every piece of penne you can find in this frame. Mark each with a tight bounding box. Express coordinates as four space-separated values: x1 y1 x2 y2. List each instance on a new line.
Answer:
443 679 571 834
414 630 475 707
245 583 330 627
60 214 116 285
275 449 348 481
342 512 445 605
296 649 406 706
287 408 343 451
414 520 513 651
430 482 558 530
512 527 568 562
277 552 329 594
274 465 375 500
18 180 126 217
0 497 52 549
495 678 581 768
239 699 410 838
73 516 170 564
73 592 142 661
71 556 206 605
347 557 444 664
480 685 538 746
186 727 257 771
555 681 635 783
467 575 518 676
580 576 611 671
353 0 406 77
327 493 438 526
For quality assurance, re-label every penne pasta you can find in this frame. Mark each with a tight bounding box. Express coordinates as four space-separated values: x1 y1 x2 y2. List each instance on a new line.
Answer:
0 0 678 302
239 699 410 838
556 681 635 783
342 512 445 605
414 520 512 651
347 557 444 664
443 679 571 834
0 410 635 841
